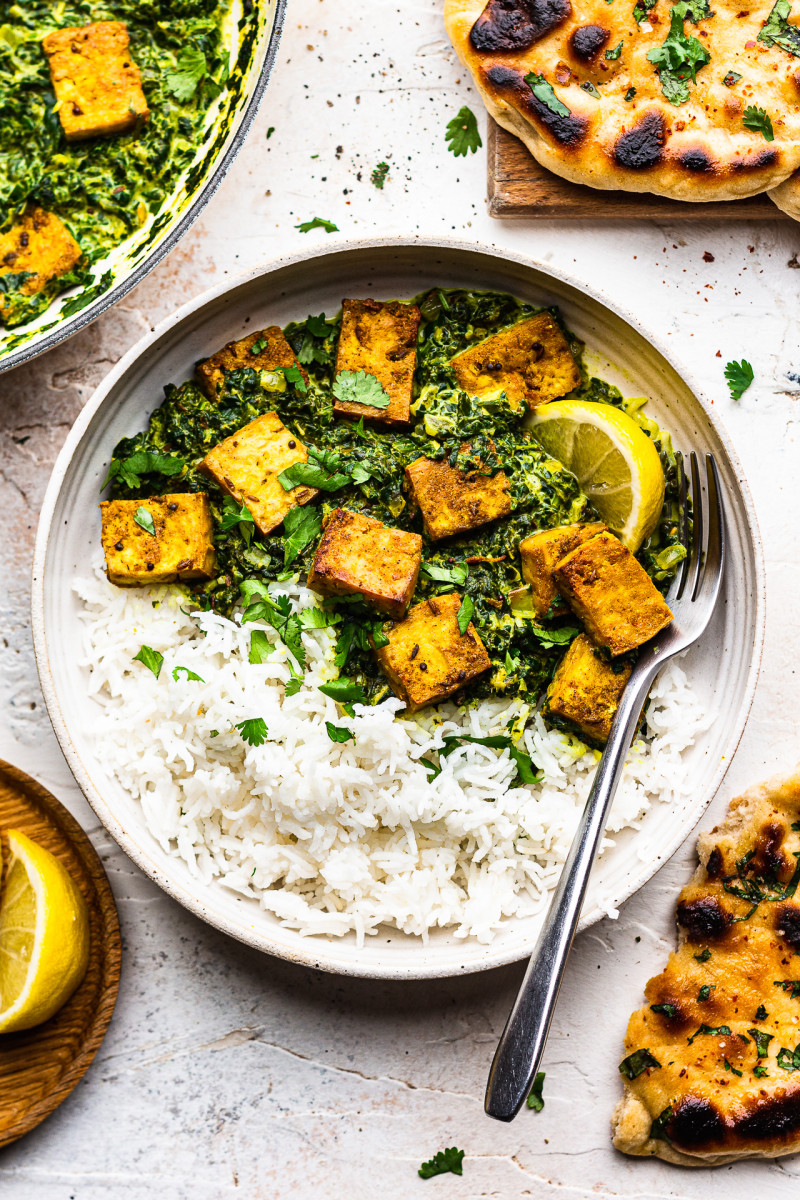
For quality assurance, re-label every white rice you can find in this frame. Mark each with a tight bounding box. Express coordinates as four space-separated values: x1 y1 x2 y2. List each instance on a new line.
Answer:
75 569 709 944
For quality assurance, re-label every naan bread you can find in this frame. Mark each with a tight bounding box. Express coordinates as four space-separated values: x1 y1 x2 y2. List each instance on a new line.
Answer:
445 0 800 204
613 768 800 1165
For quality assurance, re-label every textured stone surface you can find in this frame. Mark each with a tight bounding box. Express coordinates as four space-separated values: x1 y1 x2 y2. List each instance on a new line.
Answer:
2 0 800 1194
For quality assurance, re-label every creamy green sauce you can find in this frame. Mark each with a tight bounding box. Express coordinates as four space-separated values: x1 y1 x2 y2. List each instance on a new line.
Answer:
106 289 685 707
0 0 236 327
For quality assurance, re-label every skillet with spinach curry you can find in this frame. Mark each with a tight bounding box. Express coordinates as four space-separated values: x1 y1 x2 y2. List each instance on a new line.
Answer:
100 288 686 736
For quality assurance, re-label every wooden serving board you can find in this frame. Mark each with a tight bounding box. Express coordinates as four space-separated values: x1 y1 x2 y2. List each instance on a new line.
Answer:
487 118 789 219
0 761 121 1149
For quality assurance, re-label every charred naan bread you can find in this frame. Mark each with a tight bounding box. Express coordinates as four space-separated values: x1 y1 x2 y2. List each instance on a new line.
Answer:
613 768 800 1164
444 0 800 206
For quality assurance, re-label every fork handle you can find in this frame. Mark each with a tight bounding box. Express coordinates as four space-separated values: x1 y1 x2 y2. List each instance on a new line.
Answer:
484 655 663 1122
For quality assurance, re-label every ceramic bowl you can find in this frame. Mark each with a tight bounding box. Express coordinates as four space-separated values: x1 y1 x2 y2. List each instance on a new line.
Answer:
0 0 285 374
32 237 765 979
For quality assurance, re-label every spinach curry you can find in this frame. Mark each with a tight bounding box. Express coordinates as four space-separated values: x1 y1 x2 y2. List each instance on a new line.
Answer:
104 289 686 711
0 0 234 327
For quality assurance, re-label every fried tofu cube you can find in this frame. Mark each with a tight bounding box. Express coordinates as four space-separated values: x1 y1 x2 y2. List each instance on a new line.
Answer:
43 22 149 142
196 326 306 400
308 509 422 618
199 413 317 537
543 634 633 747
519 522 608 618
334 299 420 426
553 531 673 657
100 493 215 586
451 313 581 411
375 592 491 713
405 449 511 542
0 207 81 323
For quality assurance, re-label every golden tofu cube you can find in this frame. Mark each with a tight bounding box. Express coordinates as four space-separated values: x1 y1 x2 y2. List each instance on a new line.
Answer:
198 413 317 537
334 299 420 427
100 494 215 587
308 508 422 618
43 22 149 142
519 522 608 618
0 207 81 322
451 313 581 411
405 448 511 542
544 634 633 747
196 326 306 400
553 531 673 657
375 592 491 713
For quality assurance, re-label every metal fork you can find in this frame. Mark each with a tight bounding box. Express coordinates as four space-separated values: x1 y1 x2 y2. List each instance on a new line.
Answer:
484 451 725 1122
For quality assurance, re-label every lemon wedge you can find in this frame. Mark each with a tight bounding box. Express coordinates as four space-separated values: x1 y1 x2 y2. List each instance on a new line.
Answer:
530 399 665 551
0 829 89 1034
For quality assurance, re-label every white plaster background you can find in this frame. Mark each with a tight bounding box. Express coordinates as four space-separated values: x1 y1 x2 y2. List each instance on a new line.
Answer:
1 0 799 1195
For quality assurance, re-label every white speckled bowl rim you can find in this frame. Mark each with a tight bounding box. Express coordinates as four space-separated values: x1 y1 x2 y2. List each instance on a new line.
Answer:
32 236 765 980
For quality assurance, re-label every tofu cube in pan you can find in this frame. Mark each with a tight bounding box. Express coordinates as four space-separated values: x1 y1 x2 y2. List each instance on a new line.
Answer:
519 521 608 618
375 592 491 713
199 413 317 537
553 530 673 657
196 326 305 400
334 298 420 427
405 450 511 542
451 312 581 411
308 508 422 619
43 22 149 142
0 207 81 323
100 493 215 586
543 633 633 747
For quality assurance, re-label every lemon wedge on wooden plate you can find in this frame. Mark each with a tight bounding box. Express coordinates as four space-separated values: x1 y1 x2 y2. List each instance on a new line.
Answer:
530 399 666 552
0 829 89 1033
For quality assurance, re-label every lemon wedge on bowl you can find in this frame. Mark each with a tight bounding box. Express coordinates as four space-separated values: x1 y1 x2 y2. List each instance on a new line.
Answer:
529 399 666 552
0 829 89 1034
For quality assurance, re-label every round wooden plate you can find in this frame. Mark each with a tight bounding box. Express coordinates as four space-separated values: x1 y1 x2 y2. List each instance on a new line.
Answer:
0 760 121 1148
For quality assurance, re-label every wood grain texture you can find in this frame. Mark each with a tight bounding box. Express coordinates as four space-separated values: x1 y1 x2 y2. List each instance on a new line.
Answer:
487 119 790 220
0 761 121 1149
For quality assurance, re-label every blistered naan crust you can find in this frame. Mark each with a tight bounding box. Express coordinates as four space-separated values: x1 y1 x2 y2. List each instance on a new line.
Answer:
445 0 800 203
613 767 800 1165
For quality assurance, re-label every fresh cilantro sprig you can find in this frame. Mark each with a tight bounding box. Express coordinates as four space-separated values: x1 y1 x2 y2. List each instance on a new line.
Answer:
326 722 354 743
421 733 540 787
134 506 156 536
532 625 579 651
296 217 339 233
241 584 307 668
248 630 273 665
418 1147 464 1179
283 505 322 567
647 2 710 106
725 359 754 400
743 105 774 141
165 47 207 102
526 1071 546 1111
332 369 391 409
133 645 164 678
319 677 369 706
172 666 204 682
219 497 255 544
102 450 185 490
236 717 268 747
524 71 571 118
420 561 469 588
445 106 482 156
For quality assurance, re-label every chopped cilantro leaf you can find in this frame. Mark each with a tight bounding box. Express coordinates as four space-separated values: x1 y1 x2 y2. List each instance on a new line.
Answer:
758 0 800 56
725 359 754 400
526 1071 546 1111
724 1058 743 1076
278 446 352 492
625 86 637 100
619 1048 661 1078
754 1063 769 1078
647 2 711 106
219 497 255 544
418 1147 464 1179
532 625 579 651
457 594 474 636
687 1023 731 1044
777 1043 800 1072
371 161 390 188
296 217 339 233
172 666 204 682
283 505 322 567
102 450 185 491
134 506 156 536
748 1028 773 1057
445 106 482 156
326 722 354 743
722 71 742 86
606 40 623 58
319 678 369 705
236 717 268 747
133 645 164 679
694 947 712 962
755 1004 769 1021
650 1104 673 1142
420 561 469 587
248 630 273 665
332 369 391 409
651 1003 678 1018
775 980 800 998
524 71 571 117
698 984 716 1002
743 105 774 141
